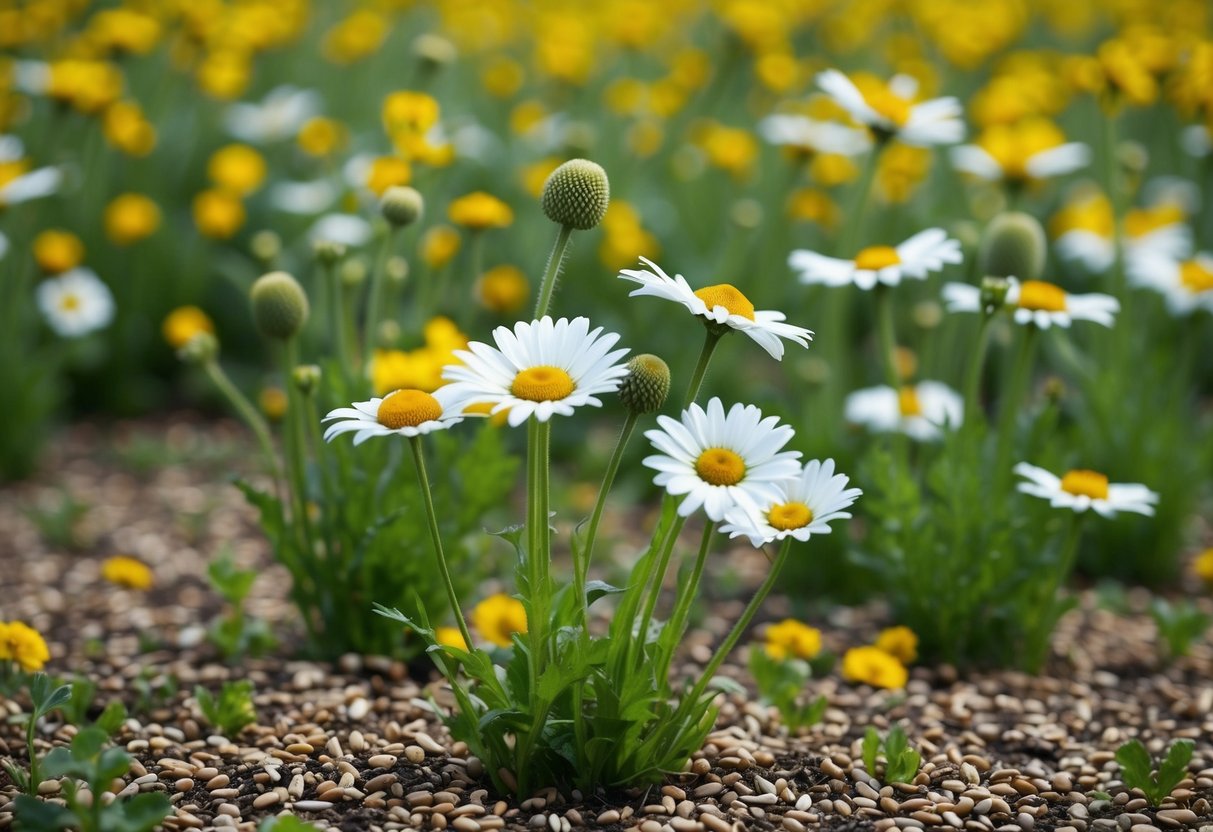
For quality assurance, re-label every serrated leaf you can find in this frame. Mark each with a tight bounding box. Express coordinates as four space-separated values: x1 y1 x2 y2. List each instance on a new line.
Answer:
1155 739 1194 803
1115 739 1153 789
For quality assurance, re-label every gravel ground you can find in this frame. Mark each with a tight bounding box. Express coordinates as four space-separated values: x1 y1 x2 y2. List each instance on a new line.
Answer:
1 417 1211 832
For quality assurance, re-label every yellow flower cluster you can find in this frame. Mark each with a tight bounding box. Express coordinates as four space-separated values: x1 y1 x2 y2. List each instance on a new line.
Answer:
371 317 469 396
32 229 85 275
841 626 918 689
471 593 527 648
0 621 50 672
763 619 822 661
599 202 660 271
101 556 154 590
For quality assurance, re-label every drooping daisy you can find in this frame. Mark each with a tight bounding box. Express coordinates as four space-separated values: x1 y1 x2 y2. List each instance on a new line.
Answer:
223 85 321 143
942 278 1118 329
720 458 861 547
323 387 466 444
1126 251 1213 316
618 257 812 360
789 228 963 291
308 213 373 247
950 119 1089 184
844 381 963 441
441 316 629 427
643 397 802 522
816 69 964 147
36 268 114 337
1050 188 1191 273
758 114 872 157
1014 463 1158 518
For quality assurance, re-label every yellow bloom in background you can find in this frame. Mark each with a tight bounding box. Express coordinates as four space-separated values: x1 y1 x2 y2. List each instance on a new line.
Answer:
90 8 162 54
476 265 530 314
382 90 440 136
874 626 919 664
105 193 161 246
877 143 931 204
699 122 759 180
194 189 246 239
764 619 822 661
371 317 467 395
0 621 50 672
33 229 85 274
423 316 468 353
842 645 908 689
101 556 153 590
435 626 468 651
208 144 267 195
810 153 859 188
297 116 346 157
260 387 288 421
1098 39 1158 107
521 158 562 199
1193 548 1213 585
787 188 840 229
365 156 412 196
163 306 215 350
472 593 527 648
599 202 660 271
510 101 549 136
755 50 802 94
448 192 513 230
197 50 252 100
482 56 525 98
323 9 389 65
627 120 665 158
102 101 157 157
47 59 124 114
423 225 461 270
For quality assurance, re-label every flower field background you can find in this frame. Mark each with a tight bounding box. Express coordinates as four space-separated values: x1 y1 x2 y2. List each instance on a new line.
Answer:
2 0 1213 830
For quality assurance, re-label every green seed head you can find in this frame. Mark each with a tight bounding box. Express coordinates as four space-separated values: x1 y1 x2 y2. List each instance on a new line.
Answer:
541 159 610 230
293 364 321 394
413 33 457 68
978 212 1046 281
177 331 218 365
380 186 425 227
340 258 367 288
618 354 670 415
250 230 281 266
250 271 309 340
313 239 346 265
979 276 1011 311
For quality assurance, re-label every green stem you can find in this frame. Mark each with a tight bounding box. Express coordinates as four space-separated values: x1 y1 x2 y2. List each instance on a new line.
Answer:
875 285 901 390
362 227 399 373
838 139 885 258
634 511 689 665
323 259 354 388
533 224 574 319
282 339 315 546
1101 111 1126 301
25 713 38 796
202 359 283 492
525 419 552 680
409 437 474 650
658 521 715 672
961 316 994 429
994 326 1039 483
683 329 724 409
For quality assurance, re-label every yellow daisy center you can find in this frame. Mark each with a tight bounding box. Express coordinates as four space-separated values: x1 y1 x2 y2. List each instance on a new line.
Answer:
898 386 922 416
1060 469 1109 500
693 283 756 320
695 447 746 486
767 501 814 531
855 245 901 271
377 389 443 429
511 366 575 402
864 86 911 127
1017 280 1067 312
59 293 81 312
1180 260 1213 294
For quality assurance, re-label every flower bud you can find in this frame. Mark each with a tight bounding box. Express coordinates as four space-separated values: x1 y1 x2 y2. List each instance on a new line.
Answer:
293 364 321 394
250 230 281 266
250 271 309 340
978 212 1046 281
177 331 218 364
979 276 1011 311
377 319 401 348
541 158 610 230
340 258 367 288
380 185 424 227
386 255 409 286
413 34 457 69
617 354 670 414
313 239 346 265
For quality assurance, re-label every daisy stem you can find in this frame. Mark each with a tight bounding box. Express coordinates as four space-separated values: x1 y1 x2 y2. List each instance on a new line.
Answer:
282 338 316 547
633 510 689 667
839 140 885 257
658 521 716 672
323 259 355 388
362 226 399 374
408 436 474 651
1027 513 1085 672
961 316 994 427
994 326 1038 483
525 419 553 678
201 357 284 495
1101 110 1126 301
875 285 901 390
533 224 574 319
683 329 724 408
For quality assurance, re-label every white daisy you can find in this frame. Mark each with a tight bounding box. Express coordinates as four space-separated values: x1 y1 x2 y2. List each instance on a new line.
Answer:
1126 251 1213 316
720 458 862 548
0 230 8 261
1014 463 1158 518
308 213 373 247
0 138 62 206
323 387 466 444
36 268 115 338
950 136 1089 183
758 114 872 156
789 228 963 291
816 69 963 147
618 257 812 360
643 397 802 522
224 85 321 144
1052 189 1192 273
441 316 629 428
1181 124 1211 159
270 179 340 215
942 278 1118 329
844 381 963 442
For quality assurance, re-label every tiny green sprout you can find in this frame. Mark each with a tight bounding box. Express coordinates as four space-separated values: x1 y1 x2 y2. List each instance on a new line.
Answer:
1149 597 1210 662
862 724 921 785
1115 738 1194 806
195 680 257 736
748 648 828 733
2 673 72 796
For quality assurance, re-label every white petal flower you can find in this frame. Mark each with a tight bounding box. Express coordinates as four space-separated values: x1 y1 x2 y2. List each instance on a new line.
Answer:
817 69 963 147
949 121 1089 183
224 85 321 143
758 114 872 156
790 228 962 291
441 317 630 427
323 387 467 443
943 278 1118 329
0 166 62 206
1014 463 1158 518
720 458 862 547
1024 143 1091 179
643 398 802 522
618 257 812 360
36 268 114 338
844 381 963 442
1127 251 1213 316
308 213 373 247
1181 125 1211 159
0 230 8 261
270 179 340 215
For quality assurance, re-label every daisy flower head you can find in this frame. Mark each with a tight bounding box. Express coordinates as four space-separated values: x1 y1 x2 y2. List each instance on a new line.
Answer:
618 257 812 360
816 69 963 147
441 316 629 427
758 113 873 157
942 277 1118 329
1127 251 1213 317
1051 188 1191 273
845 381 963 442
643 398 802 522
789 228 962 291
720 458 861 548
323 387 466 444
1014 463 1158 518
36 268 114 337
950 119 1090 184
223 85 321 144
0 136 62 207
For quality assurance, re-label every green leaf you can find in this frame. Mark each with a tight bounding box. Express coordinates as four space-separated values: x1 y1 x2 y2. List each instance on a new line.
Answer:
115 792 173 832
862 727 880 776
12 795 75 831
1115 739 1153 792
29 674 73 720
94 701 128 736
1155 739 1194 803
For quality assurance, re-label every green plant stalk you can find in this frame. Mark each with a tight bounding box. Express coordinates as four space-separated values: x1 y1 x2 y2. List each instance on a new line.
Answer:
683 328 724 408
839 140 885 258
24 710 39 796
993 326 1038 483
301 389 338 564
533 224 574 319
1101 111 1126 302
409 436 474 650
524 418 553 681
1026 513 1086 671
323 259 355 387
658 521 716 671
362 226 399 373
281 339 314 549
875 285 901 390
201 358 284 493
633 511 690 667
961 316 994 428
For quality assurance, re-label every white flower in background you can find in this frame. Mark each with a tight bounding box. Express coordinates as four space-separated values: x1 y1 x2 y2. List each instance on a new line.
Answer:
1015 463 1158 518
758 114 872 156
270 179 340 215
720 458 862 547
942 278 1118 329
1051 188 1191 273
442 316 629 427
308 213 373 247
10 60 50 94
618 257 812 360
1127 251 1213 316
323 387 466 444
950 119 1089 183
643 397 802 522
816 69 964 147
1 136 62 207
790 228 962 291
1181 124 1211 158
844 381 963 441
36 268 114 337
224 85 321 143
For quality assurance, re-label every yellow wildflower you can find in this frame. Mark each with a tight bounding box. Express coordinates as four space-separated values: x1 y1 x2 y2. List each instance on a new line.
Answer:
259 387 288 421
193 189 246 239
448 192 514 230
208 144 267 196
102 101 157 157
382 90 440 136
700 123 759 180
472 594 527 648
33 229 84 274
874 626 919 664
423 316 468 353
0 621 50 672
104 193 161 246
435 627 468 651
163 306 215 350
422 225 461 270
877 144 931 204
1192 548 1213 585
101 556 153 590
365 156 412 196
810 153 859 188
763 619 822 661
521 158 562 199
787 188 839 228
322 9 388 65
482 57 524 98
842 646 908 689
297 117 345 157
476 266 530 314
197 50 251 100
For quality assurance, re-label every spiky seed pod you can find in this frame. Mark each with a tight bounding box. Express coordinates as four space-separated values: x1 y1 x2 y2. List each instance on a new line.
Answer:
978 212 1046 281
541 159 610 230
380 186 425 227
313 239 346 265
250 230 281 265
250 271 310 340
617 354 671 415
